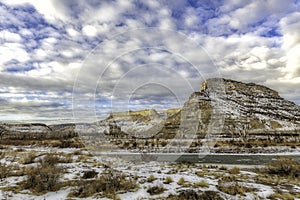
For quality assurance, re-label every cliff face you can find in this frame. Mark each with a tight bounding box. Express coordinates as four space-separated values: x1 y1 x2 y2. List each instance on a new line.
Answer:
157 78 300 139
217 79 300 131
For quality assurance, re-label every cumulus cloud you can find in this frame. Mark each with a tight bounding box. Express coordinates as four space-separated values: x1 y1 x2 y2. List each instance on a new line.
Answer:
279 12 300 81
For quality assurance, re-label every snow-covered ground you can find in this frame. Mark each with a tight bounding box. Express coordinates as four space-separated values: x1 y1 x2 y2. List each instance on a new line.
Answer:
0 146 300 200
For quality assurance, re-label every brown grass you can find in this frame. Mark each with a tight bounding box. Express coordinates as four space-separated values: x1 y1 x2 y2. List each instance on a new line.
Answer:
147 174 156 183
20 151 37 164
69 168 138 198
177 177 185 185
229 166 240 174
268 192 296 200
164 176 173 184
217 180 256 196
147 185 166 195
82 170 98 179
165 190 223 200
22 154 64 194
264 157 300 178
193 180 209 188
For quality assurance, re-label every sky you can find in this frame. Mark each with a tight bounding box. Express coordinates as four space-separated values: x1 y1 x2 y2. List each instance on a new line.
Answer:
0 0 299 124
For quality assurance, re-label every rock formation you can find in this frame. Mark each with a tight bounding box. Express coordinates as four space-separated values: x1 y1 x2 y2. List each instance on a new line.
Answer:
156 78 300 140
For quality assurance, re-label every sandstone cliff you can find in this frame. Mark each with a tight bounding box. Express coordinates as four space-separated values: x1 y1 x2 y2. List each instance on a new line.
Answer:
156 78 300 140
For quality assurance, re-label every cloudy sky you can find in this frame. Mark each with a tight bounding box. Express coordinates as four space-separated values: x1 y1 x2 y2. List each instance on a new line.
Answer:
0 0 299 123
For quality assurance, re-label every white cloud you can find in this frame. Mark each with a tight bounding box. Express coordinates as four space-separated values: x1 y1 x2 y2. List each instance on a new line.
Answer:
0 43 29 65
66 27 79 37
280 12 300 79
1 30 22 42
159 17 176 30
34 49 48 60
82 25 97 37
1 0 68 23
208 0 299 35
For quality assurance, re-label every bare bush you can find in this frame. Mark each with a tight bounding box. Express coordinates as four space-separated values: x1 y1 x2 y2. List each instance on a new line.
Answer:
147 184 166 195
265 157 300 178
69 168 138 198
22 154 63 193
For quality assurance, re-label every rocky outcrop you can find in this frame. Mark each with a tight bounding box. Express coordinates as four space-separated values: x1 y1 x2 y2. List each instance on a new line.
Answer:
217 79 300 135
0 123 77 140
106 109 161 123
154 78 300 139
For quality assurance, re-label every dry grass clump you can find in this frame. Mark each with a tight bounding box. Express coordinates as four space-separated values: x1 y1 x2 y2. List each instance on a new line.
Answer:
20 151 37 164
229 166 240 174
199 190 223 200
82 170 98 179
69 168 138 198
217 180 256 196
147 174 156 183
22 154 64 194
177 177 185 185
166 189 199 200
0 163 11 181
219 166 227 170
166 190 223 200
255 157 300 187
264 157 300 178
193 180 209 188
268 192 300 200
195 171 205 177
0 151 10 181
164 176 173 184
147 184 166 195
40 153 60 165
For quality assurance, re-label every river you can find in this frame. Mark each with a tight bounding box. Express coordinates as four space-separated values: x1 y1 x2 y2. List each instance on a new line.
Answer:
99 152 300 165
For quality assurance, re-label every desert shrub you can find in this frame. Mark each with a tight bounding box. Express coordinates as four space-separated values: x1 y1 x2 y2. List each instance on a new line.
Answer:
217 180 255 196
217 181 244 195
147 174 156 183
177 177 185 185
265 157 300 178
220 175 236 182
0 164 10 181
193 180 209 188
40 153 60 166
164 176 173 184
69 168 138 198
52 139 84 148
219 166 227 170
147 185 166 195
23 154 63 193
82 170 98 179
0 153 16 181
199 190 223 200
229 166 240 174
195 171 205 177
73 150 83 155
133 174 139 180
175 190 200 200
20 151 37 164
268 192 295 200
166 190 222 200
